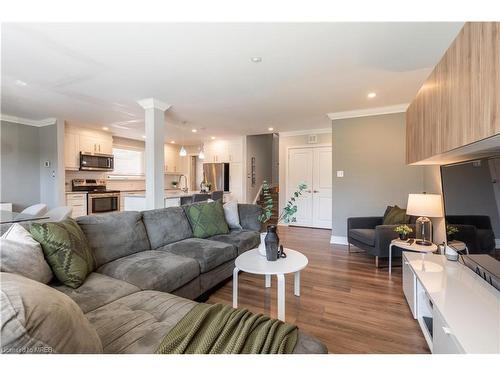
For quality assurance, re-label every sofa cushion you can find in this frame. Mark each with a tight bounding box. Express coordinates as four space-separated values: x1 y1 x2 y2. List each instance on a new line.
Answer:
85 290 198 353
382 205 410 225
0 272 103 354
97 250 200 293
209 229 260 255
142 207 193 249
223 200 242 229
238 204 263 231
77 211 151 268
30 218 95 288
160 238 237 273
1 223 53 284
53 272 140 314
184 200 229 238
349 228 376 247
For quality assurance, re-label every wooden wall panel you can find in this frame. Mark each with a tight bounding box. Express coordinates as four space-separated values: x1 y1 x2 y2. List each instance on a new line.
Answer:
406 22 500 164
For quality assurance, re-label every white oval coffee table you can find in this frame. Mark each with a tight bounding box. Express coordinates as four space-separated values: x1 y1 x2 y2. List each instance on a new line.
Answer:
233 248 308 321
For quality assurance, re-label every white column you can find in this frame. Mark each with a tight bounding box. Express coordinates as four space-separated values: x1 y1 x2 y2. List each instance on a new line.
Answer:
137 98 171 209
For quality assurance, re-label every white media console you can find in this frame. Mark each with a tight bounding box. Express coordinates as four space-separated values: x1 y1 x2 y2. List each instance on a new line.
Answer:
402 252 500 353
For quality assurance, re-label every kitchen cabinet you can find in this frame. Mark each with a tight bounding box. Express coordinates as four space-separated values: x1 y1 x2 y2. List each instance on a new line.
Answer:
66 193 87 218
64 133 80 170
64 127 113 170
406 22 500 164
203 138 244 163
164 144 183 174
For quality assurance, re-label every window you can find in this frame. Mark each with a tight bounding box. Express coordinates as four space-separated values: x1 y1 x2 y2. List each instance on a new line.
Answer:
110 147 145 177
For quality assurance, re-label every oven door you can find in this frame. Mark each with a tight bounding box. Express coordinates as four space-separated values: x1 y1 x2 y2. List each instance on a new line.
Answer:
80 152 114 171
88 194 119 214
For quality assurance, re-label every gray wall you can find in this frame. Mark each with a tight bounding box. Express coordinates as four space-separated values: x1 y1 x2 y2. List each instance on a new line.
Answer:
39 124 60 209
246 134 273 202
1 121 41 211
331 112 424 238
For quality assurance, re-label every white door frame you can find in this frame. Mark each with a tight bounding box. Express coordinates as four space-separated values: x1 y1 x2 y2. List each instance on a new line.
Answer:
285 143 332 229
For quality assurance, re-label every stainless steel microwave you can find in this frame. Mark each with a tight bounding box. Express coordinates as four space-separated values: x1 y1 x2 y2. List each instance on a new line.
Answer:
80 152 114 171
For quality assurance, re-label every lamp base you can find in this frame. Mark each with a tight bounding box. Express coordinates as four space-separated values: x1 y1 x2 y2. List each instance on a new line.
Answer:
415 239 433 246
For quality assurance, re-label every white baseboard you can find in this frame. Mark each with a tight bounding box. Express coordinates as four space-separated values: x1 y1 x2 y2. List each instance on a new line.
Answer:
330 235 348 245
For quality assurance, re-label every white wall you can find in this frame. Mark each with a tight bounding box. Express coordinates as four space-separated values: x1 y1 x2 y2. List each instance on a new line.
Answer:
246 134 273 203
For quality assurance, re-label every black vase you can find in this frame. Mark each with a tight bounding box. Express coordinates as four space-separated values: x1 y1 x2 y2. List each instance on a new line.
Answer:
399 233 409 241
265 225 279 261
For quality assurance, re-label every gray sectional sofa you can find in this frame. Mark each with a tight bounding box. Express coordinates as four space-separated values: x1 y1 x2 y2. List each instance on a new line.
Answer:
0 203 327 354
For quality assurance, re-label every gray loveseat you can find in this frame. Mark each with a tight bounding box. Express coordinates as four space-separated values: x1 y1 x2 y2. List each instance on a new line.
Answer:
1 203 327 354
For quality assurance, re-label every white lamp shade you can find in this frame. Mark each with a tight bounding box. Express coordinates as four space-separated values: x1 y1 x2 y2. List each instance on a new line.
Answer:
179 146 187 157
406 193 443 218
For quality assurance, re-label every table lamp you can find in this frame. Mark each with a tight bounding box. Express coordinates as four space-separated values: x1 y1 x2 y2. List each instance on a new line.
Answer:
406 193 443 246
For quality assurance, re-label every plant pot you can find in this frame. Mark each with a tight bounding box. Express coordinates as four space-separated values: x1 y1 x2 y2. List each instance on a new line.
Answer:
264 225 279 261
399 233 409 241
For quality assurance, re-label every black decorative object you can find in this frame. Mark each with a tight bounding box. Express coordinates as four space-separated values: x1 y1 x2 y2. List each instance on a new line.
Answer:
279 245 287 258
265 225 279 261
399 233 409 241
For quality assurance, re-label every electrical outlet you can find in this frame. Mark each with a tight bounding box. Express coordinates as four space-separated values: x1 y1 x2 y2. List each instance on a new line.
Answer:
44 161 51 167
336 170 344 178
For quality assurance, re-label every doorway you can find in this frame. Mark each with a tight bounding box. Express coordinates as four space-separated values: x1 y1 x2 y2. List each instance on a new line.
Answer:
287 146 332 228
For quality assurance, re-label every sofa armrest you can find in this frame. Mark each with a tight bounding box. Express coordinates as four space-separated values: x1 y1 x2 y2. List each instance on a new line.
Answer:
347 217 383 231
374 224 416 257
238 204 262 231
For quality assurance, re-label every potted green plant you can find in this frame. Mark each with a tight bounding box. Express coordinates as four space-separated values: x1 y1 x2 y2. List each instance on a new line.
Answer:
257 181 307 260
394 224 413 241
446 224 459 241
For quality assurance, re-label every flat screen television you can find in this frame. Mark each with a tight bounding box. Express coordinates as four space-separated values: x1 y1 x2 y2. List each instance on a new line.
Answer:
441 155 500 291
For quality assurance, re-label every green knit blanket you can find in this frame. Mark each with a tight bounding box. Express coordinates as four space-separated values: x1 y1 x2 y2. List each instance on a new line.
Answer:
156 303 298 354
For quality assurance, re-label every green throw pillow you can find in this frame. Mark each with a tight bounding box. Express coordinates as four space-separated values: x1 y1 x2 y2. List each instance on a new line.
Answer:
184 200 230 238
383 205 410 225
30 219 95 289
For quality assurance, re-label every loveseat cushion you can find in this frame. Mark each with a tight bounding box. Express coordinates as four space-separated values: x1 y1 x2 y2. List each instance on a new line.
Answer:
1 272 103 354
142 207 193 249
77 212 151 268
97 250 200 293
85 290 196 353
159 238 237 273
209 229 260 255
349 228 376 247
53 272 140 313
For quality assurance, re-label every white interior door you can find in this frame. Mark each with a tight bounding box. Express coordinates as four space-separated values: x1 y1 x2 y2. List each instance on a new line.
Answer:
312 147 332 228
287 146 332 229
287 148 313 226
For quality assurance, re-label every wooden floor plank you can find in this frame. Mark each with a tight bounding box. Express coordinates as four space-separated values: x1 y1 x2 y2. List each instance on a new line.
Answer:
207 226 429 354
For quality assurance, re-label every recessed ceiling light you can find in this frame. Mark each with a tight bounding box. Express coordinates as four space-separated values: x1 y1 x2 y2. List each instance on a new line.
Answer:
141 135 146 139
170 140 175 144
15 79 27 86
367 92 377 99
192 129 197 133
102 126 109 131
268 127 274 131
251 57 262 63
211 136 216 140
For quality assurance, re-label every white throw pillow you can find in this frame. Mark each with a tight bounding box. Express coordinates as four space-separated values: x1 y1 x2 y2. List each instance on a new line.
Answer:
0 224 53 284
223 201 242 229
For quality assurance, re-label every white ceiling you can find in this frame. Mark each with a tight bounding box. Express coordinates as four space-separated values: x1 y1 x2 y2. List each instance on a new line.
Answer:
1 22 463 144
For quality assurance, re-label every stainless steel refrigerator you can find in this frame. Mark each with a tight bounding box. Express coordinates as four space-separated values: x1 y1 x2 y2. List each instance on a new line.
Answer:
203 163 230 192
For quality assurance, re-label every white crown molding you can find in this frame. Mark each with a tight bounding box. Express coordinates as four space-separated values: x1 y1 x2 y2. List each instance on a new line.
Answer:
0 114 56 127
137 98 171 112
279 128 332 137
327 104 409 121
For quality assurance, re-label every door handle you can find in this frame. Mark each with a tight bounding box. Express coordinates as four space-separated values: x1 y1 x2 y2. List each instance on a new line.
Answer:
313 190 319 193
306 190 312 193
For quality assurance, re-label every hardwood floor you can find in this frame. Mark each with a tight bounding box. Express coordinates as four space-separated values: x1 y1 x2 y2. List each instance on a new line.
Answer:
207 226 430 354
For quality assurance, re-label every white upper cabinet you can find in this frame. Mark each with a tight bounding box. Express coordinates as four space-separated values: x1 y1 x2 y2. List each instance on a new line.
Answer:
203 138 243 163
164 144 183 174
64 126 113 170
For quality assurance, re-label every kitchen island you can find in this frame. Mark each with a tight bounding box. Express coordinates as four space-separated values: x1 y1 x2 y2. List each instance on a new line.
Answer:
122 190 230 211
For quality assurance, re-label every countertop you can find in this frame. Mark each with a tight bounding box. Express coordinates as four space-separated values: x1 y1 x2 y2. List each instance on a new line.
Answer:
123 190 211 199
404 252 500 353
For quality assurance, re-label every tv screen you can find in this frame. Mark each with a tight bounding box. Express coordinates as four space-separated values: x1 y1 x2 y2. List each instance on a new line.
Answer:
441 156 500 289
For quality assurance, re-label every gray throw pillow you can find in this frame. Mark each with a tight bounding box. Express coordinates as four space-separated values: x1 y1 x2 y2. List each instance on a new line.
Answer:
0 224 53 284
223 201 242 229
0 272 103 354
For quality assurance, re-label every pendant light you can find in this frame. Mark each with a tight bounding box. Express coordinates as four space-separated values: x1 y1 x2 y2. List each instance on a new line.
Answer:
179 121 187 157
198 143 205 160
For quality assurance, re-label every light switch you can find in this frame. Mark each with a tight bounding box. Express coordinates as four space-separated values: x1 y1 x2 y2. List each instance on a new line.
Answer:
44 161 51 167
336 170 344 178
